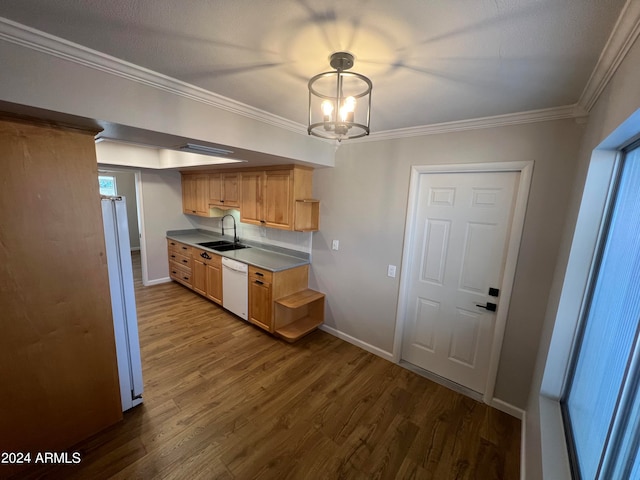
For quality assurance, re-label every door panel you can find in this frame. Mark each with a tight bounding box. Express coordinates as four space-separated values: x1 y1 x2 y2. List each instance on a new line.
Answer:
402 171 518 394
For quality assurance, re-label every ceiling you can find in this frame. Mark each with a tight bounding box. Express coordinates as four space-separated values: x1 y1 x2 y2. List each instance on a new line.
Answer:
0 0 628 135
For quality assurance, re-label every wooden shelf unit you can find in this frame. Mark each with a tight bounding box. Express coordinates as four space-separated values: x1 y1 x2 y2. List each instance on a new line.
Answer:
274 289 325 342
294 199 320 231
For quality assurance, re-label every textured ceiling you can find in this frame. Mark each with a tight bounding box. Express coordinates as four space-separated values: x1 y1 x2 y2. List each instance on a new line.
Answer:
0 0 628 133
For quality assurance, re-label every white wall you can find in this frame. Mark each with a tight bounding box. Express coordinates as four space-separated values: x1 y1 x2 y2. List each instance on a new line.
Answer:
111 171 140 249
311 119 584 409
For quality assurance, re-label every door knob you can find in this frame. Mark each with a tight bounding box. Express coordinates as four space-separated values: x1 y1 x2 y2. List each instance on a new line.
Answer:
476 302 497 312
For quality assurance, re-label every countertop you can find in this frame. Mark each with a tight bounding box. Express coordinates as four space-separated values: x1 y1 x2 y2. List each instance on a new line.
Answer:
166 229 310 272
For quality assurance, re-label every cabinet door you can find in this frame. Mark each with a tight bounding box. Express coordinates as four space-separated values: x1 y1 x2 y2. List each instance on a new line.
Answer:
206 264 223 304
263 169 292 229
192 259 207 296
195 174 209 215
182 175 198 214
208 174 223 206
222 173 240 208
249 278 272 331
240 171 263 225
183 174 209 216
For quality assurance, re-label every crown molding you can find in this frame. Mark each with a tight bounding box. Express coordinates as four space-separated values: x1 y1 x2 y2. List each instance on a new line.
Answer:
577 0 640 113
0 17 307 135
359 105 581 143
0 16 613 146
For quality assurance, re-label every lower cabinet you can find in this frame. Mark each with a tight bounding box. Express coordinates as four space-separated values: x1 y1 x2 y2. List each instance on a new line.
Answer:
248 272 273 331
168 238 323 342
248 265 309 333
205 260 222 304
168 240 193 287
192 248 222 305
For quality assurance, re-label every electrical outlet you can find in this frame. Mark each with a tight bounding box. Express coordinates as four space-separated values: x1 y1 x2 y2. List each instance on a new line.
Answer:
332 240 339 251
387 265 396 278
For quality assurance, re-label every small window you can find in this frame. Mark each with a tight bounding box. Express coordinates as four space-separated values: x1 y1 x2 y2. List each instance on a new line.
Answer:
99 175 117 196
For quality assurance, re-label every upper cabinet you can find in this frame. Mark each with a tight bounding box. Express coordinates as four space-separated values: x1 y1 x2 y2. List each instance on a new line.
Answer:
241 169 293 230
208 172 239 209
240 166 318 231
181 165 319 231
181 174 209 216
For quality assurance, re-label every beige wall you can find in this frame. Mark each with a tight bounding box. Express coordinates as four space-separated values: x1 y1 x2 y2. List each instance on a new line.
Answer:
0 36 334 167
311 119 584 409
112 171 140 249
139 170 192 283
524 35 640 479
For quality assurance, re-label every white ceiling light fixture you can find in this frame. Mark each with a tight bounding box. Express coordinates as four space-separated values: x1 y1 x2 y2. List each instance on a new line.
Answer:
308 52 372 142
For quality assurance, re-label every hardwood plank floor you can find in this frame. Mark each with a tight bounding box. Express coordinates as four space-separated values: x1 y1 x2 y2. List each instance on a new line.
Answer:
14 251 520 479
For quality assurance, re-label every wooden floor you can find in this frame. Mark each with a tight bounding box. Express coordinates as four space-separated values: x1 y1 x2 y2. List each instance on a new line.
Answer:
17 251 520 479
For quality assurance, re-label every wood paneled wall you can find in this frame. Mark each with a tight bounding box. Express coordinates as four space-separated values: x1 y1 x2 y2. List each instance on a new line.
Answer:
0 118 122 477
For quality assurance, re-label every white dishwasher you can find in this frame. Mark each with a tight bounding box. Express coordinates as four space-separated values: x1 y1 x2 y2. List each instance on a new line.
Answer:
222 257 248 320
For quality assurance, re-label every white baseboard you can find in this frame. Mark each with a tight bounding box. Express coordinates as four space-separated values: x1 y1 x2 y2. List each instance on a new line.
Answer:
490 397 525 420
144 276 171 286
318 324 394 362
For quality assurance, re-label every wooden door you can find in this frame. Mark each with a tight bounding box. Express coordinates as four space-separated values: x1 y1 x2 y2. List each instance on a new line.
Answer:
249 278 273 331
206 264 223 304
0 118 122 476
182 174 198 214
401 171 518 394
222 173 240 207
240 171 263 225
192 259 207 296
194 174 209 215
208 173 223 206
263 169 292 229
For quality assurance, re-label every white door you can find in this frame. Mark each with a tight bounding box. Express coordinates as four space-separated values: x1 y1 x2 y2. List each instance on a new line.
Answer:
401 171 519 394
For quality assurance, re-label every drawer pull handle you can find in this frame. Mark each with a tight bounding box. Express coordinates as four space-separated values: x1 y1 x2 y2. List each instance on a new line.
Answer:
171 255 176 258
182 246 188 250
183 276 189 280
182 259 188 263
256 272 264 277
255 280 264 285
172 270 177 274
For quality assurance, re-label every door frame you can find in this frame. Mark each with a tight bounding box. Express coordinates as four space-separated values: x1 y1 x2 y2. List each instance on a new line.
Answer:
393 161 534 405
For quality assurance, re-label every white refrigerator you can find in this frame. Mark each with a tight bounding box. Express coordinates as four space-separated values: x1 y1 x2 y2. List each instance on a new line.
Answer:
101 196 144 411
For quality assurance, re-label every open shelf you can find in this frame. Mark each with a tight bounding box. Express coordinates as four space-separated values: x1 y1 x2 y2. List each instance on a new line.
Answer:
294 199 320 232
274 288 325 343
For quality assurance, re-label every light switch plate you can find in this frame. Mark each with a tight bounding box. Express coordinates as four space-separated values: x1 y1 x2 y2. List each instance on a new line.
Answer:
332 240 339 250
387 265 396 277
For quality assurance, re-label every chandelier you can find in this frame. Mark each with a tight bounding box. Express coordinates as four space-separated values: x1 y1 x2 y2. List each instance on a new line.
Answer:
307 52 372 141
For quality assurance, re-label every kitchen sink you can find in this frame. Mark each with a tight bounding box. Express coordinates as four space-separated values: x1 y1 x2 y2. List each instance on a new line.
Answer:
198 240 232 248
197 240 250 252
212 244 250 252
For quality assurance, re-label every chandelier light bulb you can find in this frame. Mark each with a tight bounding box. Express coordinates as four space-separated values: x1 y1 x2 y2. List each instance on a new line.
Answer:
321 100 334 125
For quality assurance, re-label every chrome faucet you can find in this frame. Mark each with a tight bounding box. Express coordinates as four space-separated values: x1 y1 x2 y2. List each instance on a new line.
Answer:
221 214 239 244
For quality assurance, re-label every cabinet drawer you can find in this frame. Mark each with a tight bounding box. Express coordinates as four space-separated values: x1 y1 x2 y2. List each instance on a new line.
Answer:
167 240 192 256
169 261 192 286
249 265 273 283
168 251 192 269
192 248 222 267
